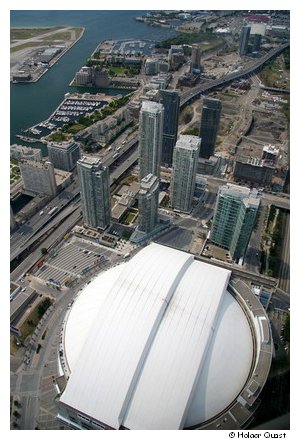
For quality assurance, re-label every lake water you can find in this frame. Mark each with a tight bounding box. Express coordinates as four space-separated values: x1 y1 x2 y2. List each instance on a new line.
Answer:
10 10 177 146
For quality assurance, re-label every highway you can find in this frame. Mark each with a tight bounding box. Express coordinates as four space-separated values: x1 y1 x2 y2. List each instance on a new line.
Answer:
10 178 80 261
10 207 81 283
278 211 290 293
179 43 290 108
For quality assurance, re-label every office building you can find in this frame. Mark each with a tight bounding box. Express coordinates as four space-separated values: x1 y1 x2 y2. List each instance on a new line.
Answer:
77 157 110 230
57 243 272 430
47 141 81 171
139 101 164 181
144 58 159 75
20 159 57 196
252 33 262 53
159 89 180 166
138 174 159 233
210 184 260 261
239 26 251 56
191 44 201 71
199 98 222 158
170 135 201 213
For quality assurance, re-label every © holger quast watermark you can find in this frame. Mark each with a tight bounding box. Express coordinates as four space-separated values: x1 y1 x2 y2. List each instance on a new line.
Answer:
228 433 287 439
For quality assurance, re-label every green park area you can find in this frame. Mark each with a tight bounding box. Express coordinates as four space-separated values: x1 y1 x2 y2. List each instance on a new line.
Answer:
155 31 224 54
18 298 53 344
10 160 21 185
122 210 138 225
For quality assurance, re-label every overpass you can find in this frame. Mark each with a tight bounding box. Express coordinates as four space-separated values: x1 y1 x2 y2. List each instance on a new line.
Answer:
261 86 290 94
179 43 290 108
194 254 278 289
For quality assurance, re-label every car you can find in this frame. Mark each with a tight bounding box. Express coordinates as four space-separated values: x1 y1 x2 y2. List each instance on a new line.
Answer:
21 287 26 292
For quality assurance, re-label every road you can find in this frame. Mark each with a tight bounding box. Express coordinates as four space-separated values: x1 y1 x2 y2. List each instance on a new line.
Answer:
11 284 79 429
180 43 290 108
10 207 81 283
278 212 290 293
10 178 80 261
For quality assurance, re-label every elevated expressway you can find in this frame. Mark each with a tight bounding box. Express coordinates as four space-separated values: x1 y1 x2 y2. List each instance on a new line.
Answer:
179 43 290 108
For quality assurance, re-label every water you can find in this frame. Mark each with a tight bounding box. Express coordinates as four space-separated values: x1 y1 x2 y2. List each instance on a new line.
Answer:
10 11 177 146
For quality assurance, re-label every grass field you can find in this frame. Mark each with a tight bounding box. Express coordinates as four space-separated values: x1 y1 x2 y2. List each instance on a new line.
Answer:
122 211 137 225
108 66 127 75
11 27 59 40
11 42 42 53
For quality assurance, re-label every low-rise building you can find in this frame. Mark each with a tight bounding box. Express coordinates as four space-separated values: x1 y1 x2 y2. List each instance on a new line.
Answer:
40 47 61 63
233 156 275 186
88 108 133 145
10 144 42 161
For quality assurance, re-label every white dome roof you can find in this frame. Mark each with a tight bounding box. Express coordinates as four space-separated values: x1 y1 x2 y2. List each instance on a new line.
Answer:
61 243 253 430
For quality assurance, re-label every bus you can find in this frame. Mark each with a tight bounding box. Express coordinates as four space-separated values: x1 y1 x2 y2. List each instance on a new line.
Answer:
48 206 58 216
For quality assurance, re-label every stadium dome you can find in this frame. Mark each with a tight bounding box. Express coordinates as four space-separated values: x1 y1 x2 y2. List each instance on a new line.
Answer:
58 243 272 430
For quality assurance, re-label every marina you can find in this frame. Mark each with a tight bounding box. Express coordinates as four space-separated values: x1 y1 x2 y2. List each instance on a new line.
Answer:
17 92 120 143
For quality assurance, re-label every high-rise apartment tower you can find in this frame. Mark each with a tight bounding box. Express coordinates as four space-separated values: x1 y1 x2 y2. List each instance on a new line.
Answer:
199 97 222 159
139 101 164 181
77 157 110 230
170 135 201 213
210 184 260 261
239 26 251 56
159 90 180 167
138 174 159 233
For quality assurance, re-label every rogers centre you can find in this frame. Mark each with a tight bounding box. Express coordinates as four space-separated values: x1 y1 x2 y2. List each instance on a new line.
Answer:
57 243 272 430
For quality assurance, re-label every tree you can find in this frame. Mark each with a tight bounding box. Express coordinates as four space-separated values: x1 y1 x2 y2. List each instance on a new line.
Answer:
41 248 48 256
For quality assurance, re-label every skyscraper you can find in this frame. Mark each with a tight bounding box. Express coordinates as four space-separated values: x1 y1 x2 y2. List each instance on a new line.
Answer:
199 97 222 158
159 90 180 167
252 33 262 53
139 101 164 181
138 174 159 233
239 26 251 56
170 135 201 213
47 141 81 171
191 44 201 71
77 157 110 230
210 184 260 261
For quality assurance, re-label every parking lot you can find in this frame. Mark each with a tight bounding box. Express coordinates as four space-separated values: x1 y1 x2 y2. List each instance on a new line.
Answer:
35 238 114 287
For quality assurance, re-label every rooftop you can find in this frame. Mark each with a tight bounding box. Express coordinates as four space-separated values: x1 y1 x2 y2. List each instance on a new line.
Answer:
60 243 259 429
141 100 163 113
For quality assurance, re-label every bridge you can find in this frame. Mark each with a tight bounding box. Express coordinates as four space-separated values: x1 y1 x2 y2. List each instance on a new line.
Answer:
179 43 290 108
261 86 290 94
